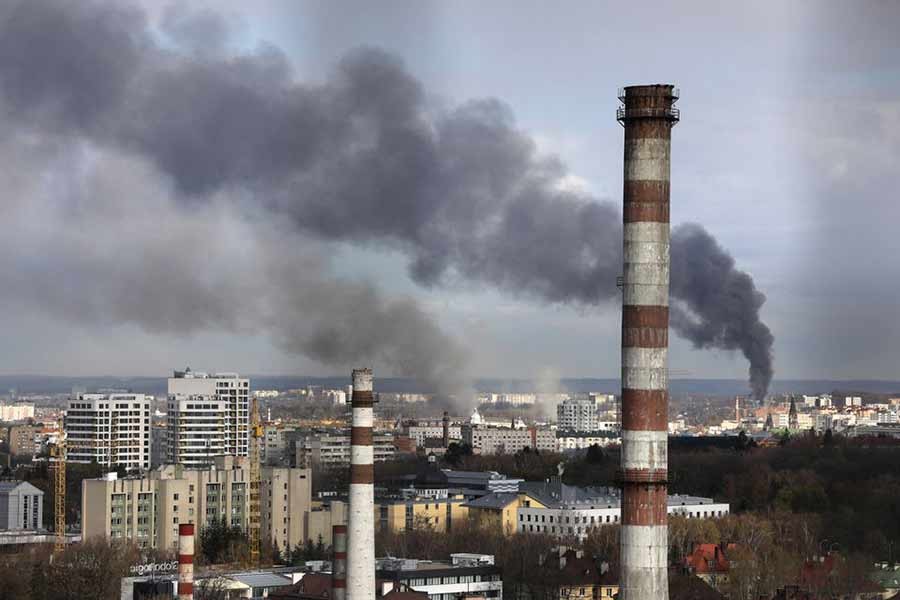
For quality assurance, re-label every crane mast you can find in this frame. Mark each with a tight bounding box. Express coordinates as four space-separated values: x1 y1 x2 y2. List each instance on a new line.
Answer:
248 396 263 566
51 416 66 555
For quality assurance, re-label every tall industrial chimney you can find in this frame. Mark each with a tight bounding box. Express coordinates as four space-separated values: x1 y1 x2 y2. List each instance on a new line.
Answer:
177 523 194 600
347 368 375 600
442 411 450 448
616 84 679 600
332 524 347 600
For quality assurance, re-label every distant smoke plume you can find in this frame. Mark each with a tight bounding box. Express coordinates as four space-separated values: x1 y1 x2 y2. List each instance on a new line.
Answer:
0 1 773 397
670 225 775 399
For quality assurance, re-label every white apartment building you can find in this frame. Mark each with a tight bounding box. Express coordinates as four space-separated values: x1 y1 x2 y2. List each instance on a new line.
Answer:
517 487 729 541
405 424 462 446
81 456 312 552
0 403 35 422
166 369 249 468
557 431 620 452
557 397 601 433
295 432 400 467
66 393 152 471
462 425 556 455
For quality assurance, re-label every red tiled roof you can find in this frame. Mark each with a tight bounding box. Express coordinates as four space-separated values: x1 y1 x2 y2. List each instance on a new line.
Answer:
684 544 730 575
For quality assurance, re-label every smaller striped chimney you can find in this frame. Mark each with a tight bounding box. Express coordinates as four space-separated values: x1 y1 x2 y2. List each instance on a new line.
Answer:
442 411 450 448
177 523 194 600
332 524 347 600
347 368 376 600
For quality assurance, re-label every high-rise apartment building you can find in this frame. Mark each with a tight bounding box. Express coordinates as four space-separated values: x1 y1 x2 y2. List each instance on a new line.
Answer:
166 369 249 468
557 397 600 432
81 456 311 552
66 393 152 471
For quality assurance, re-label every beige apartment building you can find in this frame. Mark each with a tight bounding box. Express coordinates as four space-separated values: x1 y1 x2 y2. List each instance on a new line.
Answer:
82 456 311 552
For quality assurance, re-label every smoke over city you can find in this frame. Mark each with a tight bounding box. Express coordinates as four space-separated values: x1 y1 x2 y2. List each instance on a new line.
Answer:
0 2 773 397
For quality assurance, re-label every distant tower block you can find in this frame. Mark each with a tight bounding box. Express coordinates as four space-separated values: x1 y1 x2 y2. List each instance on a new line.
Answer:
616 84 679 600
347 368 376 600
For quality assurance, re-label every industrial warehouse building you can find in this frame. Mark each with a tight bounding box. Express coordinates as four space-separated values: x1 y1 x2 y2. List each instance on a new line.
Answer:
81 456 311 552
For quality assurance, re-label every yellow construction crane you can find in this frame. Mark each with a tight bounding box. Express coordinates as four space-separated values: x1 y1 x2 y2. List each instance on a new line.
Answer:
248 396 263 566
50 416 66 555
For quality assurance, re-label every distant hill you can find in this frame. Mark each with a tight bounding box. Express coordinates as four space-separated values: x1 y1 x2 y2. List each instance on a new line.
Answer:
1 374 899 398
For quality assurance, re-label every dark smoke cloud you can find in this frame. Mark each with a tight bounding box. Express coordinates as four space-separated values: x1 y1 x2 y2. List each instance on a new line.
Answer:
670 224 775 399
0 1 774 397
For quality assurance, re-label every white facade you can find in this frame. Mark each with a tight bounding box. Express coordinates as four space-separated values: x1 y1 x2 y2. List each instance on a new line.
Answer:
295 433 398 467
557 432 620 452
462 425 556 454
0 404 35 422
557 398 601 433
518 496 729 541
166 369 249 468
67 393 152 471
405 424 462 446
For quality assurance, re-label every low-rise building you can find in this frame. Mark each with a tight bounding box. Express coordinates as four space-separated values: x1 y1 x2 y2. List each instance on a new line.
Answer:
683 544 731 590
81 456 311 552
557 431 620 452
520 547 617 600
0 480 43 531
376 554 503 600
508 479 729 541
464 492 538 535
376 495 469 534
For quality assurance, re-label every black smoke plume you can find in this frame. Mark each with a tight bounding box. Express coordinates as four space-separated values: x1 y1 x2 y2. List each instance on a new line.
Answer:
0 1 773 397
670 225 774 399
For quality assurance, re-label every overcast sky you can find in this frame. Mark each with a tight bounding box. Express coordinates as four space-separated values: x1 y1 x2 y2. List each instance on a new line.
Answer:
0 1 898 385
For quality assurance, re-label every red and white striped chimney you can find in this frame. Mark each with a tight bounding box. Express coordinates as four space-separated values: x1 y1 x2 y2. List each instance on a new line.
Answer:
616 84 679 600
177 523 195 600
332 524 347 600
347 368 375 600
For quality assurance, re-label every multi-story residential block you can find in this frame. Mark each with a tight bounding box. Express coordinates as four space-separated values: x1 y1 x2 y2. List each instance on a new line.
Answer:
404 423 462 446
0 481 43 531
166 369 249 468
263 424 296 465
81 456 311 552
294 431 405 468
66 393 152 471
4 423 41 457
461 425 555 455
0 403 35 422
557 397 601 432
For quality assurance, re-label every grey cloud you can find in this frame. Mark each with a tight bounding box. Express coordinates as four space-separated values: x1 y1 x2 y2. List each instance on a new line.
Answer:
0 1 774 396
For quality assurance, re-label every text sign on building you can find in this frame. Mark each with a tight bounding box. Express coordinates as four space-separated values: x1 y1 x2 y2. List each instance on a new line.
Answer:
129 561 178 576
